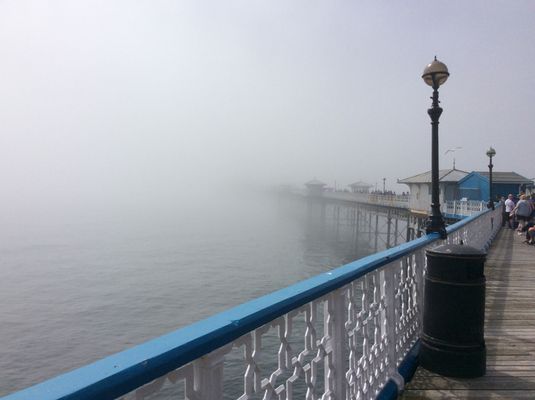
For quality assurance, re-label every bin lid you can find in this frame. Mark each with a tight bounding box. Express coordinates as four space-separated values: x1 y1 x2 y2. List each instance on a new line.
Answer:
426 244 486 259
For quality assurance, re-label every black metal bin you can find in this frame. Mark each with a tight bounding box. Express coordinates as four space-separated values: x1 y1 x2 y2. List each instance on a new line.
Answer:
420 244 486 378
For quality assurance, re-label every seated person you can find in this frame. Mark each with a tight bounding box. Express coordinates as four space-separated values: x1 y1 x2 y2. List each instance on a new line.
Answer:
526 226 535 245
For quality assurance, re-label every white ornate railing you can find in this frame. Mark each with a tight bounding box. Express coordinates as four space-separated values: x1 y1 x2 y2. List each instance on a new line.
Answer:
366 194 410 209
300 189 487 218
2 207 502 400
322 192 410 209
442 200 487 217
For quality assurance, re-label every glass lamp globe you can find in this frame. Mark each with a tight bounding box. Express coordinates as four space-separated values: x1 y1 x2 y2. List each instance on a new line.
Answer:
422 57 450 87
486 147 496 158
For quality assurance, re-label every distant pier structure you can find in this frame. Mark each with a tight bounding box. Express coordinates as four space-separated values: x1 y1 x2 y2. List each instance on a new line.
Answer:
305 179 327 197
295 179 425 253
348 181 373 194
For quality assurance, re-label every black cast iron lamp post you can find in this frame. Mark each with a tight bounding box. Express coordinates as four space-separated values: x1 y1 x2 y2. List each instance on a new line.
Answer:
486 147 496 210
422 56 449 238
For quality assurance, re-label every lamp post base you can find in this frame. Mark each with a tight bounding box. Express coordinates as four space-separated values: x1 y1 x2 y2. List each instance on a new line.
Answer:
425 215 447 239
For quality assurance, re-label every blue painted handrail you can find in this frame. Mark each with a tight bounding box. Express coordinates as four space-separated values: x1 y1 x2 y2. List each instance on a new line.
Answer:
2 209 491 400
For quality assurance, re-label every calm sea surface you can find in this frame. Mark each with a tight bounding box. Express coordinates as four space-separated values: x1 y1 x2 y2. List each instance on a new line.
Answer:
0 192 370 396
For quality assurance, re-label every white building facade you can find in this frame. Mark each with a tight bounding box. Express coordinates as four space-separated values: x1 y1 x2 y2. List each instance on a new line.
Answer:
398 169 469 213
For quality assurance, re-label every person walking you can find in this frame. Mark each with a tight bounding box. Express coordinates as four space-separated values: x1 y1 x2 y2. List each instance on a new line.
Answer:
504 194 515 229
512 194 533 234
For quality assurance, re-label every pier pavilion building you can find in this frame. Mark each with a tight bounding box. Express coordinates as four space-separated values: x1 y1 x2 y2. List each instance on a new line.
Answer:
398 168 469 213
348 181 373 193
304 178 326 197
457 171 533 201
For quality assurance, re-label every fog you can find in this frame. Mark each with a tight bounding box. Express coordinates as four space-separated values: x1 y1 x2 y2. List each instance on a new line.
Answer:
1 1 534 225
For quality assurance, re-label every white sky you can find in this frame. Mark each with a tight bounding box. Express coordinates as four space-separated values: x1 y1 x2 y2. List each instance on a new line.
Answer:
1 1 534 218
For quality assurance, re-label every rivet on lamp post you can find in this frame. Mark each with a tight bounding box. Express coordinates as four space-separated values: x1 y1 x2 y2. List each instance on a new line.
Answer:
486 147 496 210
422 56 450 239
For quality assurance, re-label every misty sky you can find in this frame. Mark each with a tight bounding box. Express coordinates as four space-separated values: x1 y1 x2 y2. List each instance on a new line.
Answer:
1 1 534 219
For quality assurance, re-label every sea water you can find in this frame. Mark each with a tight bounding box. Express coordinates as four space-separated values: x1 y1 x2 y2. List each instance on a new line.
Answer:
0 191 370 397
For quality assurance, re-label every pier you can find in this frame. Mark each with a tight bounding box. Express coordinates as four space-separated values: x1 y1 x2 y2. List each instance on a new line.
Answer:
402 228 535 399
288 188 486 254
2 206 502 400
2 1 534 398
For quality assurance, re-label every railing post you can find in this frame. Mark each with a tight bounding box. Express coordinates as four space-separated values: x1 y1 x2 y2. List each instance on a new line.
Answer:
383 265 404 392
355 207 360 243
386 210 392 249
374 213 379 252
336 206 340 234
325 289 347 400
194 350 225 400
369 212 372 242
394 216 399 247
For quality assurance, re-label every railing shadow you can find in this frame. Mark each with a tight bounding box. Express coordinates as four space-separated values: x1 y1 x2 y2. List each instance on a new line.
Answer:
483 228 514 336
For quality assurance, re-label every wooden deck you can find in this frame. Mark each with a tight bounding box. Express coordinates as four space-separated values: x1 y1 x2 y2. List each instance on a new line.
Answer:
401 227 535 399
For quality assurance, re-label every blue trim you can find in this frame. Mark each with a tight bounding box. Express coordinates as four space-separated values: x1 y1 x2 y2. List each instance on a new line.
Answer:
374 340 421 400
375 379 399 400
2 211 488 400
398 340 420 383
443 213 467 220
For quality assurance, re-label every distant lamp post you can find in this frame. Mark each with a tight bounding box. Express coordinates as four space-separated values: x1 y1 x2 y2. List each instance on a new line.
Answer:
383 177 386 194
422 56 449 238
486 147 496 210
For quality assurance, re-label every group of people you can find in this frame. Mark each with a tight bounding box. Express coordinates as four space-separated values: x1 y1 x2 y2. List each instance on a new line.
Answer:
503 193 535 244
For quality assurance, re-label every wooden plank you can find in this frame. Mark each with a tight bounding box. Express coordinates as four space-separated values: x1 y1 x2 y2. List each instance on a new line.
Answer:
402 390 535 399
406 376 535 390
418 370 535 377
